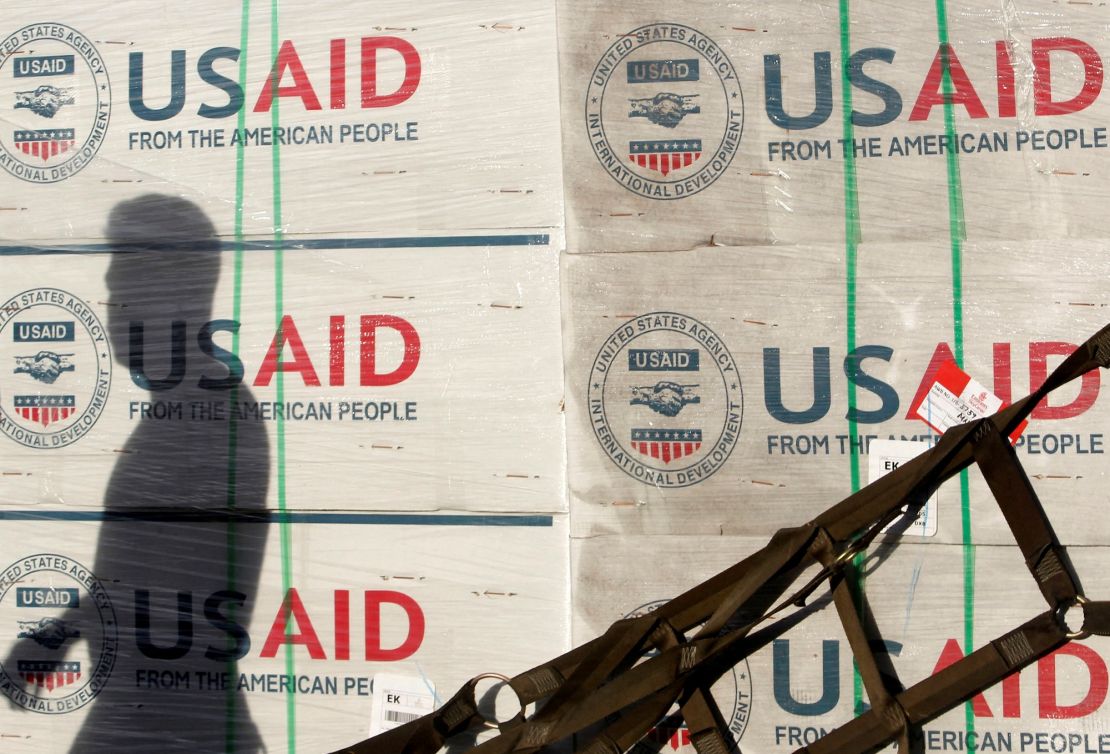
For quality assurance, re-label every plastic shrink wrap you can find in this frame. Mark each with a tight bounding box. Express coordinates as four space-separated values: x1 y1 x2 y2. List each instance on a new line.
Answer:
0 2 566 751
561 0 1110 752
3 0 1110 751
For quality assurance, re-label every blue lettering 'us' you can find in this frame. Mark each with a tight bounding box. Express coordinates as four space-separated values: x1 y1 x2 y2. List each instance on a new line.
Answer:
764 345 898 424
764 48 902 129
773 639 902 715
129 48 242 121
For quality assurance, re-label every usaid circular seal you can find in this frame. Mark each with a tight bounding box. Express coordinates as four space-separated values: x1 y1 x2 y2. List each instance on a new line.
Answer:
0 554 118 713
0 288 112 448
0 23 111 183
624 600 752 748
585 23 743 199
589 312 741 487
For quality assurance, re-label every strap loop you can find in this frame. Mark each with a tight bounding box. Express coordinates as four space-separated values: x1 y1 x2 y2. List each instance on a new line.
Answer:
469 673 526 730
1058 595 1092 641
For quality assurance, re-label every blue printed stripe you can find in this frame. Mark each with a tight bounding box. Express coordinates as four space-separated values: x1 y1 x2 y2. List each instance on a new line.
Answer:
0 234 551 256
0 510 554 526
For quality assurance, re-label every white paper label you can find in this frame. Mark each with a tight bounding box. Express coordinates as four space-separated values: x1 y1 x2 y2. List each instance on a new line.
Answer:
868 439 938 537
370 672 437 736
914 362 1002 434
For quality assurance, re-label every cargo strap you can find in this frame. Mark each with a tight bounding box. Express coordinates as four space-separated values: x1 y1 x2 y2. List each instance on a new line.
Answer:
333 324 1110 754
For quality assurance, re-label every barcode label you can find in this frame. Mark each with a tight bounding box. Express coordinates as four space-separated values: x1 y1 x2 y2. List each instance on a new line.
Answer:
868 439 938 537
370 673 438 736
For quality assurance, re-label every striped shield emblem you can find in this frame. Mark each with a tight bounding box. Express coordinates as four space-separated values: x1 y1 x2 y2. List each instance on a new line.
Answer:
17 660 82 691
13 129 76 162
628 139 702 177
14 395 76 427
630 428 702 464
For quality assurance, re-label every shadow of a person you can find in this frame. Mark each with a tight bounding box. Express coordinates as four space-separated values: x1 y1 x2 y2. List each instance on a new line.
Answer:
7 195 271 752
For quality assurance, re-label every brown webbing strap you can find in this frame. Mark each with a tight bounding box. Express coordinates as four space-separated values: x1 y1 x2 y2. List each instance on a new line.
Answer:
332 324 1110 754
1085 601 1110 635
506 523 818 710
587 609 838 754
821 552 914 752
971 421 1080 606
654 621 730 754
799 611 1067 754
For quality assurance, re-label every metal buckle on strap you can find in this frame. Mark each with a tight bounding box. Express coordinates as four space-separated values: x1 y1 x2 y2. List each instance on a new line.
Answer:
834 538 866 567
786 537 866 610
1057 595 1092 640
469 673 526 730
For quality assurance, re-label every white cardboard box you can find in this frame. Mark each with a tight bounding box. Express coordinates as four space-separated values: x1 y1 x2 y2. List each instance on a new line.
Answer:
563 242 1110 544
560 1 1110 251
0 1 563 244
0 242 565 514
0 515 568 752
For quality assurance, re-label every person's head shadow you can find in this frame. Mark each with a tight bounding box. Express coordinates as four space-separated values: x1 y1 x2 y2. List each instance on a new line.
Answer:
5 195 271 752
105 194 222 400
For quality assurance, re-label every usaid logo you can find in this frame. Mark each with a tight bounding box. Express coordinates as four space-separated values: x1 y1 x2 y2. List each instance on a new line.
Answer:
588 312 742 487
585 23 744 200
0 554 118 713
0 288 112 449
0 23 110 183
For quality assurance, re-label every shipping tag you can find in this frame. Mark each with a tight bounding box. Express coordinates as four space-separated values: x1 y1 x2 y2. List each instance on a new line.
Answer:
910 360 1027 441
868 439 938 537
369 672 437 736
